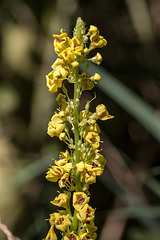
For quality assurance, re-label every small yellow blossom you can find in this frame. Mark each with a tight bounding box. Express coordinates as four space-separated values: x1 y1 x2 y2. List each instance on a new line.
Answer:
49 212 59 225
96 104 114 121
55 150 70 166
85 132 100 148
49 211 67 225
90 52 102 65
92 151 106 169
55 214 71 232
70 36 83 55
83 48 89 54
51 58 65 69
89 30 107 50
46 65 68 93
59 132 66 141
45 225 57 240
53 66 68 79
58 110 65 118
56 93 69 116
83 220 98 233
51 114 64 123
79 231 88 240
64 232 80 240
85 163 103 177
47 114 64 137
76 204 95 222
59 47 76 65
89 25 99 34
88 232 97 240
73 192 90 211
90 73 101 84
76 161 85 172
46 166 63 182
84 169 97 184
66 162 73 170
47 122 64 138
46 70 64 93
53 29 70 54
51 192 70 208
83 123 100 139
71 61 79 68
58 172 70 188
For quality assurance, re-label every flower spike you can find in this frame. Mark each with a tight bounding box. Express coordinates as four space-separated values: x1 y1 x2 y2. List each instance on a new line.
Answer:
44 17 114 240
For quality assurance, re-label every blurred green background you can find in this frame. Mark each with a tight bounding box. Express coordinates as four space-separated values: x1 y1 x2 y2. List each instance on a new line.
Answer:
0 0 160 239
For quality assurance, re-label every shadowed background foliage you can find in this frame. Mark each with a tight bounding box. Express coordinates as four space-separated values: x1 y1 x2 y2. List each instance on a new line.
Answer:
0 0 160 240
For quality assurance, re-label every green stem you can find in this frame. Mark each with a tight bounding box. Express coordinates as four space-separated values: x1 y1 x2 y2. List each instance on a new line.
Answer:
70 208 78 232
70 67 82 233
73 67 81 191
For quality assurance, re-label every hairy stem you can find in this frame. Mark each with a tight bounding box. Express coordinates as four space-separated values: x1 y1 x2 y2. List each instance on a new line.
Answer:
70 67 81 232
73 67 81 191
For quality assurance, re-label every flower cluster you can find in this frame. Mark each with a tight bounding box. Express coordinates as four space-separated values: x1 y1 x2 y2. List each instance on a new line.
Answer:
45 18 114 240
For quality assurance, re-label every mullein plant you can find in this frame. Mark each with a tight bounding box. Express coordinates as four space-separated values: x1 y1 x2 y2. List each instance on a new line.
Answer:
45 17 114 240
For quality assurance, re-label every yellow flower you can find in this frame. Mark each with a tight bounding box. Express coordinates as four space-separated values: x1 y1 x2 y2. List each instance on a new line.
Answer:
86 149 106 171
84 168 97 184
85 132 100 148
96 104 114 121
51 192 70 208
64 162 73 172
90 73 101 84
76 204 95 222
76 161 85 172
89 25 99 34
47 114 64 137
59 132 66 141
64 232 80 240
89 31 107 50
70 36 83 55
47 122 64 137
82 162 104 184
54 66 68 79
49 211 67 225
59 47 76 65
85 163 103 177
56 93 69 116
53 29 70 54
46 166 63 182
46 70 64 93
71 61 79 68
88 232 97 240
51 58 65 69
90 52 102 65
55 150 70 166
58 172 70 188
73 192 90 211
79 231 88 240
55 163 73 185
83 47 89 54
89 25 107 50
46 56 68 93
95 152 106 169
82 220 98 233
55 214 71 232
45 225 57 240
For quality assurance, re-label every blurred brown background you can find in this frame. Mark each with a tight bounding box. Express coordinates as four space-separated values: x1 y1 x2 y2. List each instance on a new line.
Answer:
0 0 160 239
